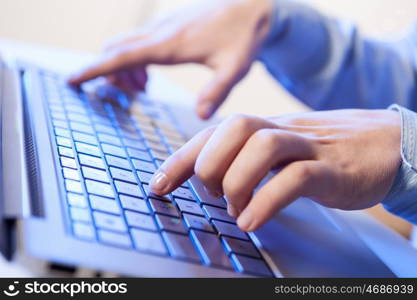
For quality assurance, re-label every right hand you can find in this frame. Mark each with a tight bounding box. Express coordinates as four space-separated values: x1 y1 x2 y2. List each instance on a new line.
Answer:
68 0 273 119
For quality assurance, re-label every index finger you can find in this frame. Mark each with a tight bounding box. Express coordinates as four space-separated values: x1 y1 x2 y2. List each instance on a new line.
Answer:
67 41 157 85
149 126 215 195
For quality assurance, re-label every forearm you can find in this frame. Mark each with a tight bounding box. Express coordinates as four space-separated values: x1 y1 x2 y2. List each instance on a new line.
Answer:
259 0 417 110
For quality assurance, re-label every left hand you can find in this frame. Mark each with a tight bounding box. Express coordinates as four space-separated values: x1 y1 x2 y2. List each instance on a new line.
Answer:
149 109 401 232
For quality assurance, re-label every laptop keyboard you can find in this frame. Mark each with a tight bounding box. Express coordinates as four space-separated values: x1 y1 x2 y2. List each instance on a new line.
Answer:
40 71 273 277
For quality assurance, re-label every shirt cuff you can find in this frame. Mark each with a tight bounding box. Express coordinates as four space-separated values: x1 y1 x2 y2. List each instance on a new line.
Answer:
382 105 417 225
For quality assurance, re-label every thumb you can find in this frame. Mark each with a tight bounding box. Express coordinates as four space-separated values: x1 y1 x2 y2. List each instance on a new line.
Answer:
195 64 245 120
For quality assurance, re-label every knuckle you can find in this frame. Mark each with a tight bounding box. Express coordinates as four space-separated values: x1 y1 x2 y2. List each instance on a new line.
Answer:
251 129 279 149
225 114 254 132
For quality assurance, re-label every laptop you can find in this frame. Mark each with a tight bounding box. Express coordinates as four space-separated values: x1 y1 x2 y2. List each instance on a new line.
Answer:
0 56 399 277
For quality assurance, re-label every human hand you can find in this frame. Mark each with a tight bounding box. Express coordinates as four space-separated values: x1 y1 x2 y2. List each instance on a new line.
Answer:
68 0 273 119
149 109 401 231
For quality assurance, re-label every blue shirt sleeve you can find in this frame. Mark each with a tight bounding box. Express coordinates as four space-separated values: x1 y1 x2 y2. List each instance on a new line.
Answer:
258 0 417 111
384 105 417 225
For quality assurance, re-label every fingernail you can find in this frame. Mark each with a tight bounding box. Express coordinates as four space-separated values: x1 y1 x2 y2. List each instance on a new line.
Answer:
227 204 238 218
237 208 254 231
149 170 169 194
198 102 215 119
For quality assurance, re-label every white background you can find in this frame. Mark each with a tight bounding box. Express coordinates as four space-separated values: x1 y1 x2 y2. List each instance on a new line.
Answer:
1 0 417 116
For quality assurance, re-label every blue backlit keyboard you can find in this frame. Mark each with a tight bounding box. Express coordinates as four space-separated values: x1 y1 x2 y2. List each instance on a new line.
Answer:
41 71 272 277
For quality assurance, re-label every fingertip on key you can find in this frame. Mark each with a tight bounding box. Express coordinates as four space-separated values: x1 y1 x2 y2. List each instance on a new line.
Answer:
149 170 170 195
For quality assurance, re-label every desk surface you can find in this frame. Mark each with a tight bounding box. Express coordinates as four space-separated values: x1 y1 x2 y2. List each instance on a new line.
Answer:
1 38 417 277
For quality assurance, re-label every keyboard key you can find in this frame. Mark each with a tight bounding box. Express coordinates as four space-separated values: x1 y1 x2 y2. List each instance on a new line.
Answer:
126 148 152 161
132 112 153 124
114 180 143 198
175 199 204 216
73 131 98 145
159 127 184 140
110 167 136 183
122 138 146 150
132 159 156 173
63 96 84 106
154 159 164 168
95 123 117 136
79 154 105 169
70 207 91 223
61 157 77 169
119 127 140 139
222 237 260 258
53 119 68 129
90 195 120 214
67 112 90 124
75 142 101 157
142 184 171 201
138 122 158 134
106 155 132 170
136 171 153 183
58 146 75 158
51 111 66 120
183 213 214 232
56 136 72 148
52 119 69 129
199 195 227 208
65 179 83 194
166 139 184 152
231 254 272 277
82 166 109 183
212 220 249 240
172 187 196 201
67 193 88 208
55 127 71 138
164 131 186 143
155 215 187 234
98 133 122 146
102 143 126 158
131 228 167 255
125 210 157 231
120 195 149 213
145 139 168 153
162 232 200 262
190 230 233 269
85 180 115 198
149 198 180 217
142 132 162 144
98 230 131 248
92 115 112 127
63 167 80 181
203 205 236 223
150 149 170 161
93 211 127 232
73 222 95 240
70 121 94 134
66 104 88 115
